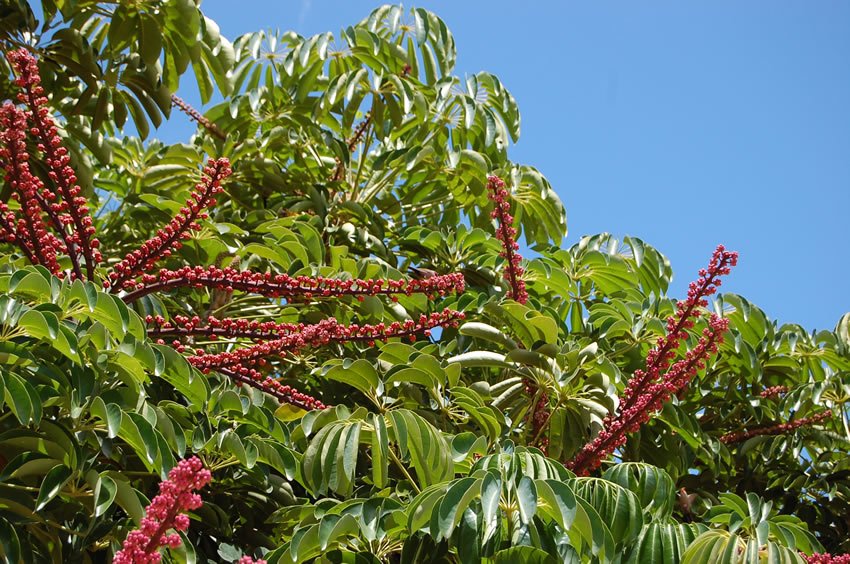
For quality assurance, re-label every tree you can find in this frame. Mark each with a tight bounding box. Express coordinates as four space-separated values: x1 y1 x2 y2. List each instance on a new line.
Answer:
0 2 848 562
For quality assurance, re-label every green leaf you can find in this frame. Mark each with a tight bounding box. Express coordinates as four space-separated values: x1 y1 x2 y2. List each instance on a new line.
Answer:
35 464 72 511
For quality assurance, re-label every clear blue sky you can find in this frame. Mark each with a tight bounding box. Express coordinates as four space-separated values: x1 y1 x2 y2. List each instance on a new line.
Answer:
165 1 850 332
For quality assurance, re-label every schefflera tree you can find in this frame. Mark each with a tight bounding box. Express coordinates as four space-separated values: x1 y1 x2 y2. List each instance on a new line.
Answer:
0 2 848 563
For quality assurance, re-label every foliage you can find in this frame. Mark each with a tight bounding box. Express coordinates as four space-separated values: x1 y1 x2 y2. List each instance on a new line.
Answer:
0 2 848 563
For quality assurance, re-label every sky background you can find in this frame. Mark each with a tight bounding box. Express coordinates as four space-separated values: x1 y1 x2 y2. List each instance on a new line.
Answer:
162 1 850 332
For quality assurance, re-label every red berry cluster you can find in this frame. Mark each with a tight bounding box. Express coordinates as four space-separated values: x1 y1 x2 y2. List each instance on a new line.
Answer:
720 410 832 444
759 385 789 399
108 158 232 290
487 175 528 304
112 456 211 564
1 49 101 279
567 246 738 476
171 94 227 141
121 266 465 303
805 553 850 564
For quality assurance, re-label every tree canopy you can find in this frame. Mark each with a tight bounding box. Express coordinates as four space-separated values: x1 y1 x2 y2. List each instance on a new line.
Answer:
0 2 848 563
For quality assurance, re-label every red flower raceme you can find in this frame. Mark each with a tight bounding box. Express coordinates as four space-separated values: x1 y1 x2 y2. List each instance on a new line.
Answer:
120 266 465 303
183 309 464 409
0 103 64 273
567 246 738 476
108 158 232 291
112 456 212 564
720 410 832 444
487 175 528 304
6 48 101 279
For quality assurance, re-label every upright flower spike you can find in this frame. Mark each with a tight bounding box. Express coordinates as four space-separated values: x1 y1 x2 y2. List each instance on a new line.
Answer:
720 410 832 444
0 103 64 274
6 48 101 279
487 175 528 304
108 158 232 291
112 456 211 564
567 246 738 476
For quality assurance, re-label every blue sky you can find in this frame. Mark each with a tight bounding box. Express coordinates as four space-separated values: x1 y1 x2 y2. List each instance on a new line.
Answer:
165 1 850 332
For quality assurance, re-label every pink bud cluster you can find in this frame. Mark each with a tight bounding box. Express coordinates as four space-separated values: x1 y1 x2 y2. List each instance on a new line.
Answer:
759 385 789 399
108 158 232 290
720 410 832 444
805 554 850 564
1 49 102 279
171 95 227 141
567 246 738 476
6 49 101 279
120 266 465 303
487 175 528 304
238 557 268 564
112 456 212 564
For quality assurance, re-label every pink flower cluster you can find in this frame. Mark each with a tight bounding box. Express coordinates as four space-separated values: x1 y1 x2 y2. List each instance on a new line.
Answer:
1 49 101 279
120 266 465 303
112 456 212 564
805 553 850 564
759 385 789 399
487 175 528 304
171 94 227 141
567 245 738 476
720 410 832 444
237 557 267 564
108 159 232 290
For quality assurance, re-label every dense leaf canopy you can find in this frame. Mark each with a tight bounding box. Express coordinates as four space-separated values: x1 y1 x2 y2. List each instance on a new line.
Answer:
0 2 848 563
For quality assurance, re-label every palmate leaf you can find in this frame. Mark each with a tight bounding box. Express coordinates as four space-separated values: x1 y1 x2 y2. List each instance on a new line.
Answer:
624 521 707 564
681 530 804 564
602 462 677 519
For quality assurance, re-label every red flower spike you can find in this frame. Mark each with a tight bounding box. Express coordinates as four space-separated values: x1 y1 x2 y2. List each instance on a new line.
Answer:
487 175 527 304
112 456 211 564
108 158 232 291
567 246 737 476
720 410 832 444
6 48 101 280
187 309 464 375
121 266 464 303
0 103 64 274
